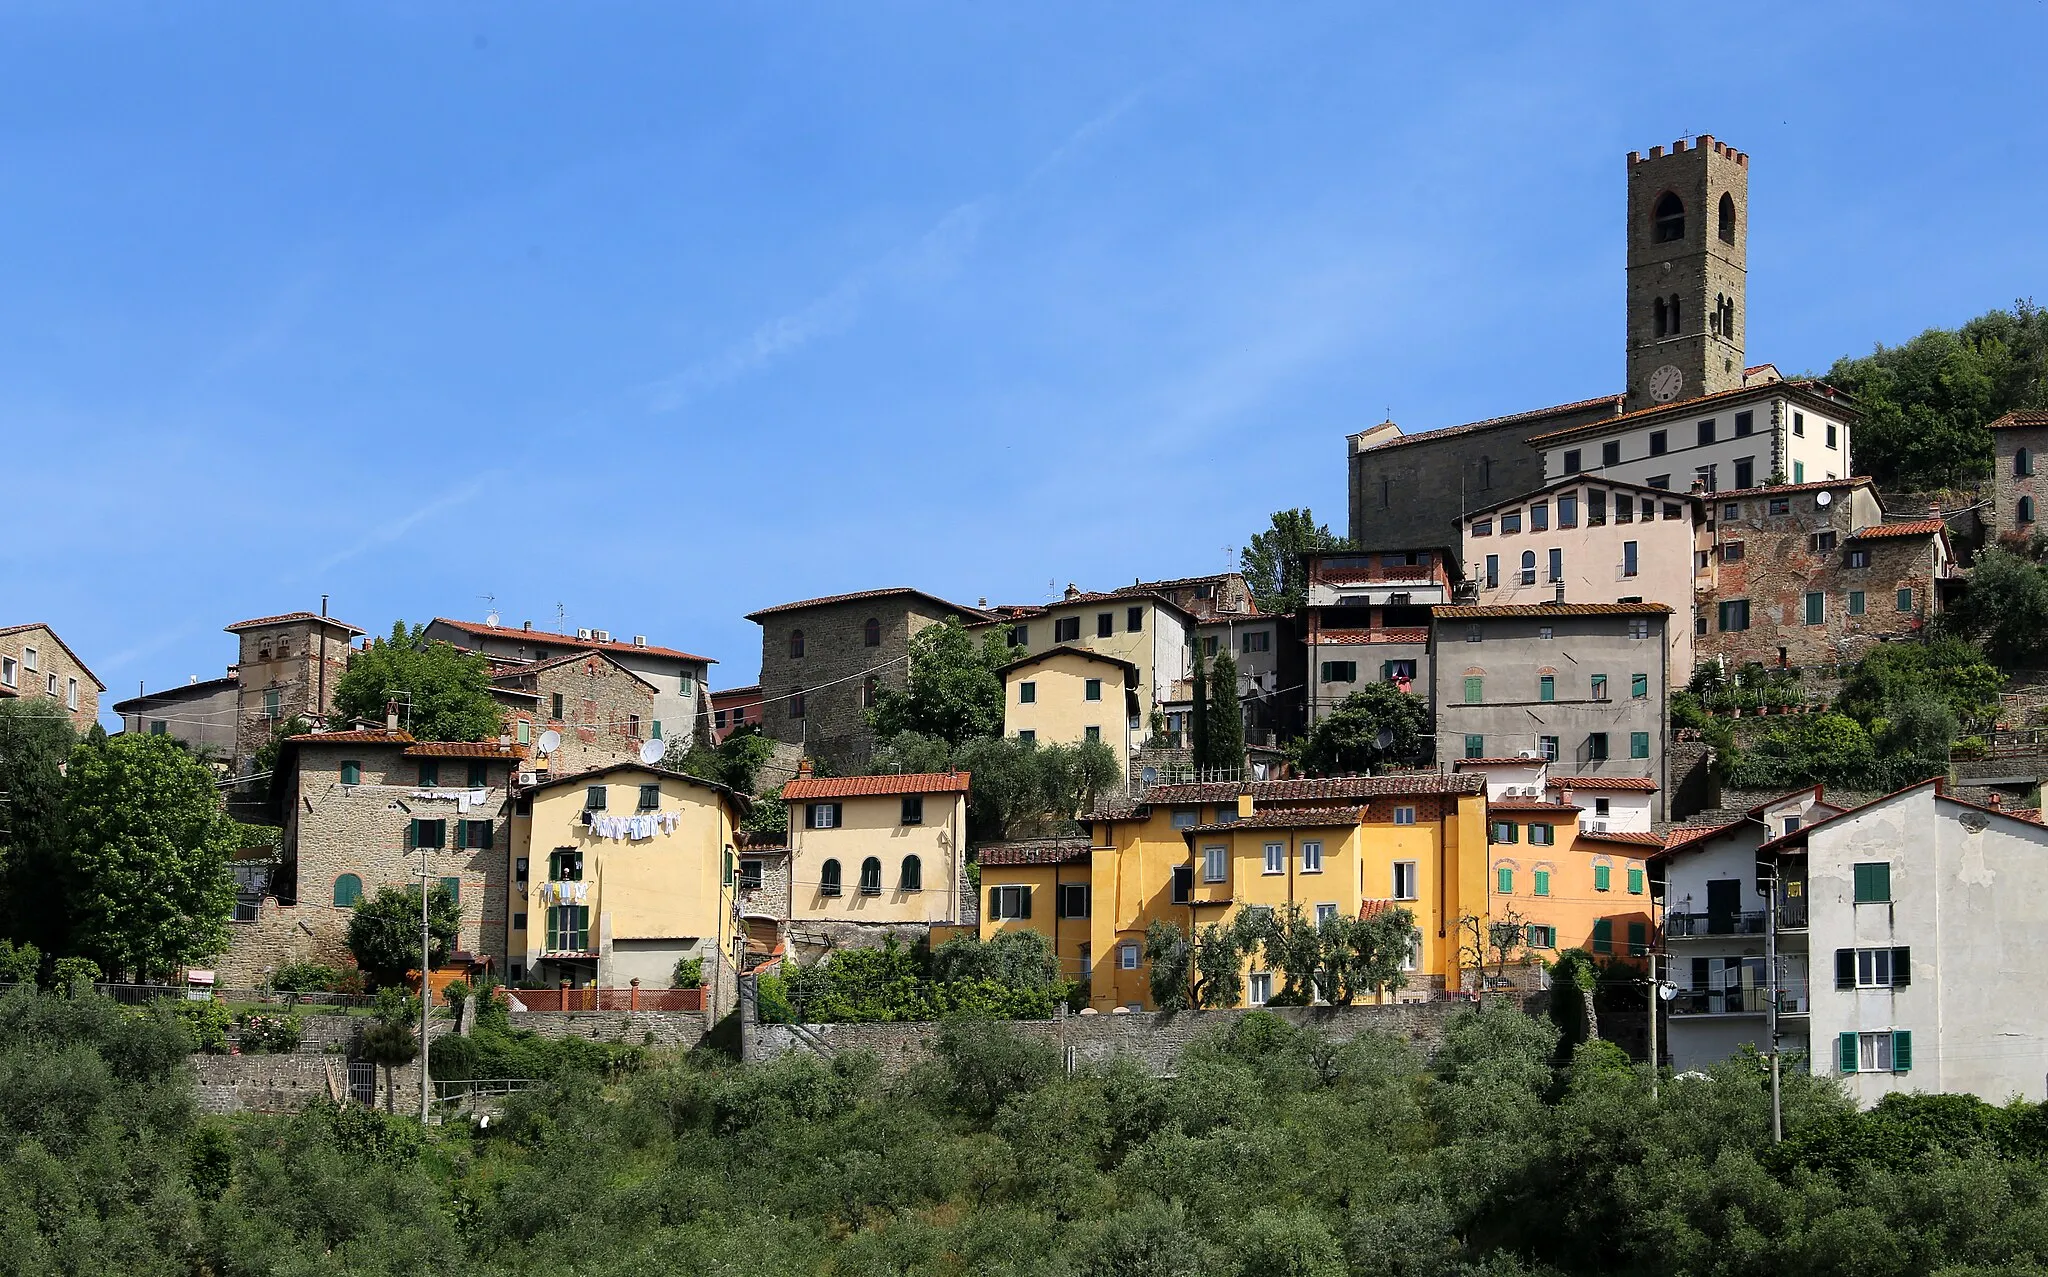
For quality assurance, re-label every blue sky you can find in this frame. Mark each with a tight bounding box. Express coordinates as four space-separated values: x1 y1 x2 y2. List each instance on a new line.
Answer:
5 3 2045 720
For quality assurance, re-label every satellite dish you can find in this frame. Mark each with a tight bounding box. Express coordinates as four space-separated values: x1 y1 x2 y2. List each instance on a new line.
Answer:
1375 729 1395 750
1658 983 1679 1002
639 737 667 766
485 610 502 628
536 730 561 756
1815 491 1832 507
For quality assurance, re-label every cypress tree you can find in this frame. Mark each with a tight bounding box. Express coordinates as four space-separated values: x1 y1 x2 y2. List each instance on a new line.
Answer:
1190 651 1210 771
1209 647 1245 774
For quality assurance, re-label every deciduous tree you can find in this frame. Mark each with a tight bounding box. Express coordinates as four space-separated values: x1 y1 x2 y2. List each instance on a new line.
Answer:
1241 508 1350 615
346 884 460 988
868 618 1007 745
1299 683 1428 775
332 622 503 742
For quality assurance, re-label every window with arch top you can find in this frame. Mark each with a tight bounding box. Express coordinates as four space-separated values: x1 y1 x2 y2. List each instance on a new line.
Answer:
333 873 363 907
861 675 878 708
1652 192 1685 243
789 629 805 659
819 858 842 896
1718 192 1737 244
900 854 922 892
1653 297 1668 338
1519 550 1537 586
859 856 883 895
863 617 881 648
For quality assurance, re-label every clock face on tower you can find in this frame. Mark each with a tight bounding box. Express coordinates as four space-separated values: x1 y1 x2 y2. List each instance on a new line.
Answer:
1650 364 1684 403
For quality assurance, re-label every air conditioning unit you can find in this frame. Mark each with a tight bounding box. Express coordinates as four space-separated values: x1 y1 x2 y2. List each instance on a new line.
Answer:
577 628 592 640
1588 820 1610 833
1517 749 1544 760
517 771 538 787
592 629 611 643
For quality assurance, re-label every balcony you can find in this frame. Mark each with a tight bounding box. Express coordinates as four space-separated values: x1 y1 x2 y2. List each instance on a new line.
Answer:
1665 897 1806 939
1668 980 1809 1018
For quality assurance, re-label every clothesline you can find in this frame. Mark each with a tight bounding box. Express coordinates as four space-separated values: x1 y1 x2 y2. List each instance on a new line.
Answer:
586 811 683 841
410 788 491 813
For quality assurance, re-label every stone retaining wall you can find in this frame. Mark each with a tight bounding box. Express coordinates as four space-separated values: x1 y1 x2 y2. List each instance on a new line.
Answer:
191 1054 345 1114
508 1009 706 1049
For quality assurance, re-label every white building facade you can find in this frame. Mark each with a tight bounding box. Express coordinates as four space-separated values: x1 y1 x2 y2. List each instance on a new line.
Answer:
1530 380 1856 497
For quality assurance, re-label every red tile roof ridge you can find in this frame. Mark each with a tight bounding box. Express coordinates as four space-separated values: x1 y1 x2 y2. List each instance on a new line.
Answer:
977 837 1093 866
288 729 416 744
1848 519 1947 540
1575 829 1665 847
783 771 973 800
1988 410 2048 430
1546 775 1659 791
1526 379 1848 446
224 611 366 635
487 647 662 692
1488 799 1581 813
432 617 714 665
743 589 994 623
1350 393 1627 453
1184 806 1364 832
403 741 530 758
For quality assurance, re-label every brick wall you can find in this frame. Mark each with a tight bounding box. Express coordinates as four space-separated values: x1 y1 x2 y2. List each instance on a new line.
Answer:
0 625 102 733
527 655 660 777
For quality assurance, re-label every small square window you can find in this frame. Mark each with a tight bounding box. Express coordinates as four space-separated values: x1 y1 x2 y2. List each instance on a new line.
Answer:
1119 942 1139 970
1019 681 1036 704
901 795 924 825
1084 678 1102 701
1393 806 1416 826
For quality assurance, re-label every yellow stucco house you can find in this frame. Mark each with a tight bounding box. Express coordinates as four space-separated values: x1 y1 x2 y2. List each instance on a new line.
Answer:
975 836 1094 986
1001 647 1141 780
1488 801 1660 967
783 772 971 933
981 587 1195 716
980 773 1491 1010
511 763 747 993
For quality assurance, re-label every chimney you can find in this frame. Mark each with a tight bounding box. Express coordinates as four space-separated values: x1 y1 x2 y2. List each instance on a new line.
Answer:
1989 793 2003 809
522 620 533 632
1690 477 1708 496
797 757 815 778
1553 581 1566 605
321 594 328 618
1236 791 1255 820
633 635 647 647
1929 502 1944 520
978 597 988 608
1064 583 1082 601
384 699 399 731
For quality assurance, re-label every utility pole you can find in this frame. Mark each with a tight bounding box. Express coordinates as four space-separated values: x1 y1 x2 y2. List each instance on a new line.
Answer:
419 844 432 1125
1646 950 1659 1101
1762 855 1783 1142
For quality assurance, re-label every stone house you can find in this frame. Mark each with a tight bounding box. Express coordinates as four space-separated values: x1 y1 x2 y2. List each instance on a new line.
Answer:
0 623 106 732
746 588 994 771
734 832 792 959
781 771 971 957
225 612 364 775
425 617 716 747
1696 478 1956 671
113 674 239 757
1302 549 1457 727
1432 603 1674 817
488 648 660 777
1987 410 2048 543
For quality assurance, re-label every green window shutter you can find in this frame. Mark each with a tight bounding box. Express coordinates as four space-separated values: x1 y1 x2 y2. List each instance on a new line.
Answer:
1627 921 1646 954
989 886 1001 918
1594 864 1611 891
1497 866 1513 894
341 761 360 785
1892 1030 1912 1073
1631 731 1650 758
1854 862 1891 903
1539 675 1555 702
1627 867 1644 894
1019 886 1032 919
1631 673 1648 698
1464 734 1485 759
1533 870 1550 896
723 850 734 887
1805 592 1823 625
1591 919 1611 953
1464 676 1484 705
1848 591 1865 616
1896 588 1913 613
1839 1032 1859 1074
406 820 418 849
440 876 460 905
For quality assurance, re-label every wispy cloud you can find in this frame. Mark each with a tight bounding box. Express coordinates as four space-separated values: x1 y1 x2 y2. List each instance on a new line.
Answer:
303 472 502 577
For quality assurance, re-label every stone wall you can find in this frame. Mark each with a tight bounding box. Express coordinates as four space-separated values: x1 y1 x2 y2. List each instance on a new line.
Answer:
1666 733 1719 821
754 596 972 771
508 1009 707 1048
527 653 660 777
191 1054 345 1114
209 896 357 987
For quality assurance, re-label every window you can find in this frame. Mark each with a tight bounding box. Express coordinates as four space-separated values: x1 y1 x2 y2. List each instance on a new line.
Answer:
789 629 805 658
1320 661 1357 683
1735 409 1754 437
1247 972 1273 1006
1171 809 1199 830
1587 732 1609 760
1119 942 1139 970
1171 864 1193 904
1840 1031 1912 1075
1591 918 1613 954
1016 730 1036 744
264 689 282 718
1897 588 1914 613
724 848 735 887
1528 823 1555 846
1794 460 1806 483
1018 681 1036 704
1241 630 1271 655
1790 410 1805 438
901 795 924 825
1626 866 1644 894
1548 548 1563 582
2023 496 2038 524
1602 441 1621 467
1722 540 1745 563
341 761 361 785
1316 903 1339 927
1533 869 1551 896
1465 734 1485 759
1492 822 1518 845
1058 883 1089 918
1008 623 1030 648
1484 554 1499 588
1838 946 1911 989
21 647 36 674
1127 606 1144 632
1539 674 1555 702
1698 419 1716 446
1627 921 1648 956
1526 925 1557 949
1054 617 1081 642
1264 842 1285 875
517 719 531 745
819 859 843 896
1464 676 1484 705
549 692 565 720
1826 423 1838 449
1539 626 1553 640
1202 636 1219 658
808 802 843 829
1563 449 1582 474
1467 624 1483 643
1402 930 1421 971
739 859 764 891
1663 502 1682 520
790 689 805 719
333 873 362 907
461 819 494 850
1302 841 1324 872
440 876 461 905
546 905 591 953
1810 530 1839 553
549 849 583 881
65 678 77 710
1620 539 1639 578
1847 546 1871 568
1631 732 1650 759
409 818 446 849
1392 861 1419 900
1519 551 1537 586
1631 673 1649 699
1590 674 1608 700
1203 845 1227 883
1848 590 1866 616
1649 430 1668 456
1719 599 1751 632
1083 677 1103 702
1531 502 1549 531
1652 190 1685 242
1733 457 1754 489
1501 512 1522 534
513 914 527 932
1558 494 1578 528
1540 735 1559 761
0 657 12 687
853 856 881 895
1853 862 1891 903
1473 519 1493 538
1805 592 1825 625
1496 864 1515 892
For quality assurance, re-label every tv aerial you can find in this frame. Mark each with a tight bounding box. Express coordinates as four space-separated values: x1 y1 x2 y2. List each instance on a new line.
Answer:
537 729 561 756
639 737 667 766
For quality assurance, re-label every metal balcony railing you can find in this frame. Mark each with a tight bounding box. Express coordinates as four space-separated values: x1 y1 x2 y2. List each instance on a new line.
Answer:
1664 910 1766 938
1668 980 1809 1017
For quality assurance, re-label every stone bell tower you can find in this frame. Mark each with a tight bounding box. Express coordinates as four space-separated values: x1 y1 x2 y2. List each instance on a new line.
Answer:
1625 135 1748 411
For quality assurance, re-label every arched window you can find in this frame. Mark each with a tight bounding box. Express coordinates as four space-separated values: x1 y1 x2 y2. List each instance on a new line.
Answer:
333 873 362 907
859 856 883 895
861 675 878 709
1720 296 1734 339
2021 496 2036 525
1520 550 1537 586
2017 448 2033 478
1652 192 1685 243
1710 294 1723 336
863 617 881 648
789 629 805 659
1718 192 1737 244
819 858 842 896
1653 297 1667 338
900 855 922 892
1668 294 1681 333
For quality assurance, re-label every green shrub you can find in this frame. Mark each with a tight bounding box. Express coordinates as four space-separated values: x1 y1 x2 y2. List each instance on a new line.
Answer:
271 961 342 992
672 956 704 988
235 1009 303 1053
429 1027 644 1083
50 956 101 991
168 998 234 1053
0 939 41 985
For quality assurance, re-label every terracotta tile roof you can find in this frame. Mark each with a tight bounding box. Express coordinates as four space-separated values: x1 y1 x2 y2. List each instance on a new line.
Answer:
1434 602 1673 620
1454 757 1547 768
526 761 744 803
224 611 366 635
488 648 662 693
1489 799 1581 814
432 618 713 665
998 647 1141 678
1547 775 1659 792
1185 806 1363 832
1727 475 1876 498
1848 519 1947 541
783 771 972 800
743 589 993 624
1575 829 1665 848
1350 394 1626 453
1988 411 2048 430
1140 774 1486 805
1661 821 1737 852
1358 898 1413 920
1526 379 1849 446
712 684 763 700
1744 363 1779 378
976 837 1093 866
1463 474 1706 521
0 623 109 690
402 741 529 759
287 729 416 745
